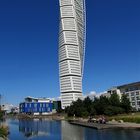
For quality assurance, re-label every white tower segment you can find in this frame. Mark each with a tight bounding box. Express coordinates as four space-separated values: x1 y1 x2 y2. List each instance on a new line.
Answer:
59 0 86 108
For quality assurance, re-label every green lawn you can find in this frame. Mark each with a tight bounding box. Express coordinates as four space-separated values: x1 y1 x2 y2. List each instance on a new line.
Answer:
108 112 140 123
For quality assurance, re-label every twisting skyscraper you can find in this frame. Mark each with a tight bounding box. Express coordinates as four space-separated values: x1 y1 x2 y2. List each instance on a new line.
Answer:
59 0 86 108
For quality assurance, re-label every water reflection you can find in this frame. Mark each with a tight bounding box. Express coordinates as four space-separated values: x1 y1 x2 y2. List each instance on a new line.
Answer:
7 118 140 140
17 119 61 139
18 119 85 140
61 121 84 140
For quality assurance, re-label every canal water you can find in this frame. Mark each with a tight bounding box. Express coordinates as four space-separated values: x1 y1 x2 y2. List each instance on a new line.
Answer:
5 118 140 140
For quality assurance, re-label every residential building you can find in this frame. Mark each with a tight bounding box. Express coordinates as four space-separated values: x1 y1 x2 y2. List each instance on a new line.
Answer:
59 0 86 108
104 82 140 111
117 82 140 111
106 87 122 99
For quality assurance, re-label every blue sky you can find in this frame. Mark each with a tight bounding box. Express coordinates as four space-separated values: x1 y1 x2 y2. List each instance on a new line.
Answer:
0 0 140 105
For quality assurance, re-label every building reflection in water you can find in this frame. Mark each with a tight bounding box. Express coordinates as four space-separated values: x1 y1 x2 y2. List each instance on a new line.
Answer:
19 119 61 139
61 121 84 140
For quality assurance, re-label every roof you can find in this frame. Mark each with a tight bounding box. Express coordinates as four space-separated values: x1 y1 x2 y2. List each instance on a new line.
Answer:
117 81 140 89
25 96 51 101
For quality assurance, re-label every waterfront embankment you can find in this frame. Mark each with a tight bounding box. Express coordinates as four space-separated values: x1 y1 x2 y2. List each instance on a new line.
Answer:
16 113 65 120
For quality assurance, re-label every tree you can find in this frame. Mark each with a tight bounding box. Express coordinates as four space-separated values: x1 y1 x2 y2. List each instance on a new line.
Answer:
121 94 131 113
104 106 124 116
90 104 96 116
66 93 132 117
93 96 110 115
66 99 85 117
93 97 102 115
83 97 92 114
67 105 75 116
109 93 120 107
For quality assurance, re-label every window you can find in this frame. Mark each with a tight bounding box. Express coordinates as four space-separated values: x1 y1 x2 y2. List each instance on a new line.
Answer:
125 88 128 92
39 108 42 112
136 96 140 100
40 103 42 107
34 108 37 112
131 97 135 101
112 90 117 94
42 108 44 112
34 103 37 107
137 101 140 105
25 103 27 108
48 108 50 112
131 92 135 96
43 103 45 107
136 92 139 94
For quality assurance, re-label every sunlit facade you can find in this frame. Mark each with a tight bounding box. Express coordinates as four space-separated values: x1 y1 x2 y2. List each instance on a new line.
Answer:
59 0 86 108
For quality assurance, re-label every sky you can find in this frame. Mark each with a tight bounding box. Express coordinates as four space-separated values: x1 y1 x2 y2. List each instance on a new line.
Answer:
0 0 140 105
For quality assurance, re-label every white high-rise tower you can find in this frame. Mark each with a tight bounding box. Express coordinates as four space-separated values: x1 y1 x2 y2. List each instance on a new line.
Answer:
59 0 86 108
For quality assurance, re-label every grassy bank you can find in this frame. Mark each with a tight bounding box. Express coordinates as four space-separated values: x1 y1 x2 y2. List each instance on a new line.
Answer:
0 126 8 139
65 112 140 124
108 112 140 123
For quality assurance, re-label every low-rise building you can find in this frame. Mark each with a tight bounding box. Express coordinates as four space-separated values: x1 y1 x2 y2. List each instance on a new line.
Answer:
19 97 53 115
1 104 14 114
19 96 62 115
11 107 19 114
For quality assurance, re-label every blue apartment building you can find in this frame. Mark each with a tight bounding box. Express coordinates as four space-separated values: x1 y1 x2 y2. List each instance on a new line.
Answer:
19 97 53 115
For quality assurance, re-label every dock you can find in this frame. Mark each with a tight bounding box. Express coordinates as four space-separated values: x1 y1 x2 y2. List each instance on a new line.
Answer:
69 120 140 130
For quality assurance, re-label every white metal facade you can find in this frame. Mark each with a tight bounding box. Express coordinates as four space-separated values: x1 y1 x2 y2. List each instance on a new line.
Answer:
59 0 86 108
